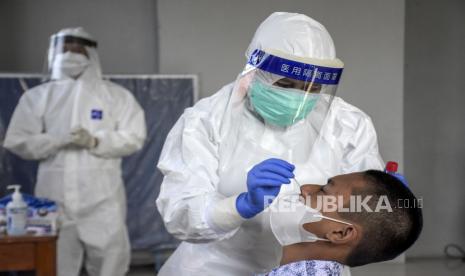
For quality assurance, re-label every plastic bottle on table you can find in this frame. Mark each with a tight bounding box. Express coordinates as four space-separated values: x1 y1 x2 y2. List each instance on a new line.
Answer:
6 185 28 236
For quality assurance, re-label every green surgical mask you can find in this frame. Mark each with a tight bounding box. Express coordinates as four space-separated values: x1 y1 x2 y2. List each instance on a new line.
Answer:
249 80 319 127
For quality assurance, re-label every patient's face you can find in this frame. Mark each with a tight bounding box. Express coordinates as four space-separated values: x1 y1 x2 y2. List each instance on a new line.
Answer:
299 172 366 235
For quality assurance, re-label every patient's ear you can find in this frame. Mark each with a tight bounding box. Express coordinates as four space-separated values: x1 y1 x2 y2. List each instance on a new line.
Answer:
326 224 359 245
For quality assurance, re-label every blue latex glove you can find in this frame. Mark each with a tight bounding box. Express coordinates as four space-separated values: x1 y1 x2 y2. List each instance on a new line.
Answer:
236 158 295 218
0 194 57 211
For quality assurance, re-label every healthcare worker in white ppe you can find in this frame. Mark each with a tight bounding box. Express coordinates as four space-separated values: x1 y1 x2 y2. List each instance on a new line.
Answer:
4 27 146 276
156 12 384 275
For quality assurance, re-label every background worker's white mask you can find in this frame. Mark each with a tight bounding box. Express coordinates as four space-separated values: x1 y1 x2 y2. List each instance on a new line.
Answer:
52 52 90 78
269 195 352 246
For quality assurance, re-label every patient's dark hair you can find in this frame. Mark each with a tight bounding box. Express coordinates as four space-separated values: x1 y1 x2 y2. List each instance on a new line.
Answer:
341 170 423 267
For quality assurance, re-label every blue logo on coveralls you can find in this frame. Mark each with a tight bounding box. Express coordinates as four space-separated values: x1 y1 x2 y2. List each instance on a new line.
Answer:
249 49 265 66
91 109 103 120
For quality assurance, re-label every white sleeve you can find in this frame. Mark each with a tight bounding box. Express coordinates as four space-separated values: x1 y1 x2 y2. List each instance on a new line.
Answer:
341 114 385 172
3 92 64 160
90 91 147 159
156 92 245 243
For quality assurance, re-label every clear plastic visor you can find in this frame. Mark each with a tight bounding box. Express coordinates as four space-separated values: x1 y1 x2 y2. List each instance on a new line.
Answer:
240 49 344 128
46 35 99 80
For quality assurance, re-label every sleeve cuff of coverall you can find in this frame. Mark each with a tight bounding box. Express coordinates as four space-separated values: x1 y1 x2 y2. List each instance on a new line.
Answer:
89 131 111 156
205 195 246 234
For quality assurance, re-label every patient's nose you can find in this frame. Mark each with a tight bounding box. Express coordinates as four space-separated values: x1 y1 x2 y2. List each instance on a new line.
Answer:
300 184 321 197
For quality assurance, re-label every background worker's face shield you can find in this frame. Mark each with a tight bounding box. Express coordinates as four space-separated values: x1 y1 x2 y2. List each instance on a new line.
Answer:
242 49 344 128
46 28 102 81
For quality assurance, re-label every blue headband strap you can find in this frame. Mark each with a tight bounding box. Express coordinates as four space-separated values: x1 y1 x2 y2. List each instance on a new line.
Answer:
247 49 343 85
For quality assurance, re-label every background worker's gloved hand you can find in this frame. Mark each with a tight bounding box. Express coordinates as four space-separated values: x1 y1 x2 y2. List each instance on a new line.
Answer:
236 158 295 218
70 127 98 149
56 133 74 149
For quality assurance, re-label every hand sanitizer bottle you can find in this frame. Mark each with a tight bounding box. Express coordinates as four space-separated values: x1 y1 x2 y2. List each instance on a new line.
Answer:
6 185 28 236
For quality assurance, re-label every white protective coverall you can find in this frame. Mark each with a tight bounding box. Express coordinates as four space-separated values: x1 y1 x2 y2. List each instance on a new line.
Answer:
3 27 146 276
156 13 384 275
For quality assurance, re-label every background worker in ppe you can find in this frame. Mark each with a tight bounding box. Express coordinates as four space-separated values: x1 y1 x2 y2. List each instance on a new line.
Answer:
3 27 147 276
156 12 384 275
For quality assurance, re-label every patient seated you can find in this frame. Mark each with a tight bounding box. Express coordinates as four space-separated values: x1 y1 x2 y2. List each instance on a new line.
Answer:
260 170 423 276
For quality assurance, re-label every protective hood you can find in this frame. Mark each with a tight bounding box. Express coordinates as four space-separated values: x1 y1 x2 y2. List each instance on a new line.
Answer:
246 12 336 60
46 27 102 81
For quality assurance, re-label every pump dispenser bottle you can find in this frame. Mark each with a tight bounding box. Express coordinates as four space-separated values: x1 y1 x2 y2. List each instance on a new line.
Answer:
6 185 28 235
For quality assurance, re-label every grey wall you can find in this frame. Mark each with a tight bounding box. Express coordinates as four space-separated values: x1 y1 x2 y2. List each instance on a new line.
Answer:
0 0 158 74
405 0 465 257
158 0 405 174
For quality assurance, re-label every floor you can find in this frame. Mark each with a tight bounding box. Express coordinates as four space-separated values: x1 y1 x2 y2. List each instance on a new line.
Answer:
127 265 156 276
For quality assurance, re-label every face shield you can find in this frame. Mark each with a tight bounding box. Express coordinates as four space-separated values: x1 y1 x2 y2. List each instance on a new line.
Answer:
243 49 343 128
46 27 102 80
218 48 344 182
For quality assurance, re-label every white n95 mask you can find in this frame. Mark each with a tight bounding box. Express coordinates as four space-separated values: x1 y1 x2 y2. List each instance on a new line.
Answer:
52 52 90 78
269 195 352 246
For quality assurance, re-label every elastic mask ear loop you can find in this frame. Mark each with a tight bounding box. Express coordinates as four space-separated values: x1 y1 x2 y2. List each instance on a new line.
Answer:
299 223 331 242
301 214 352 243
312 236 330 242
